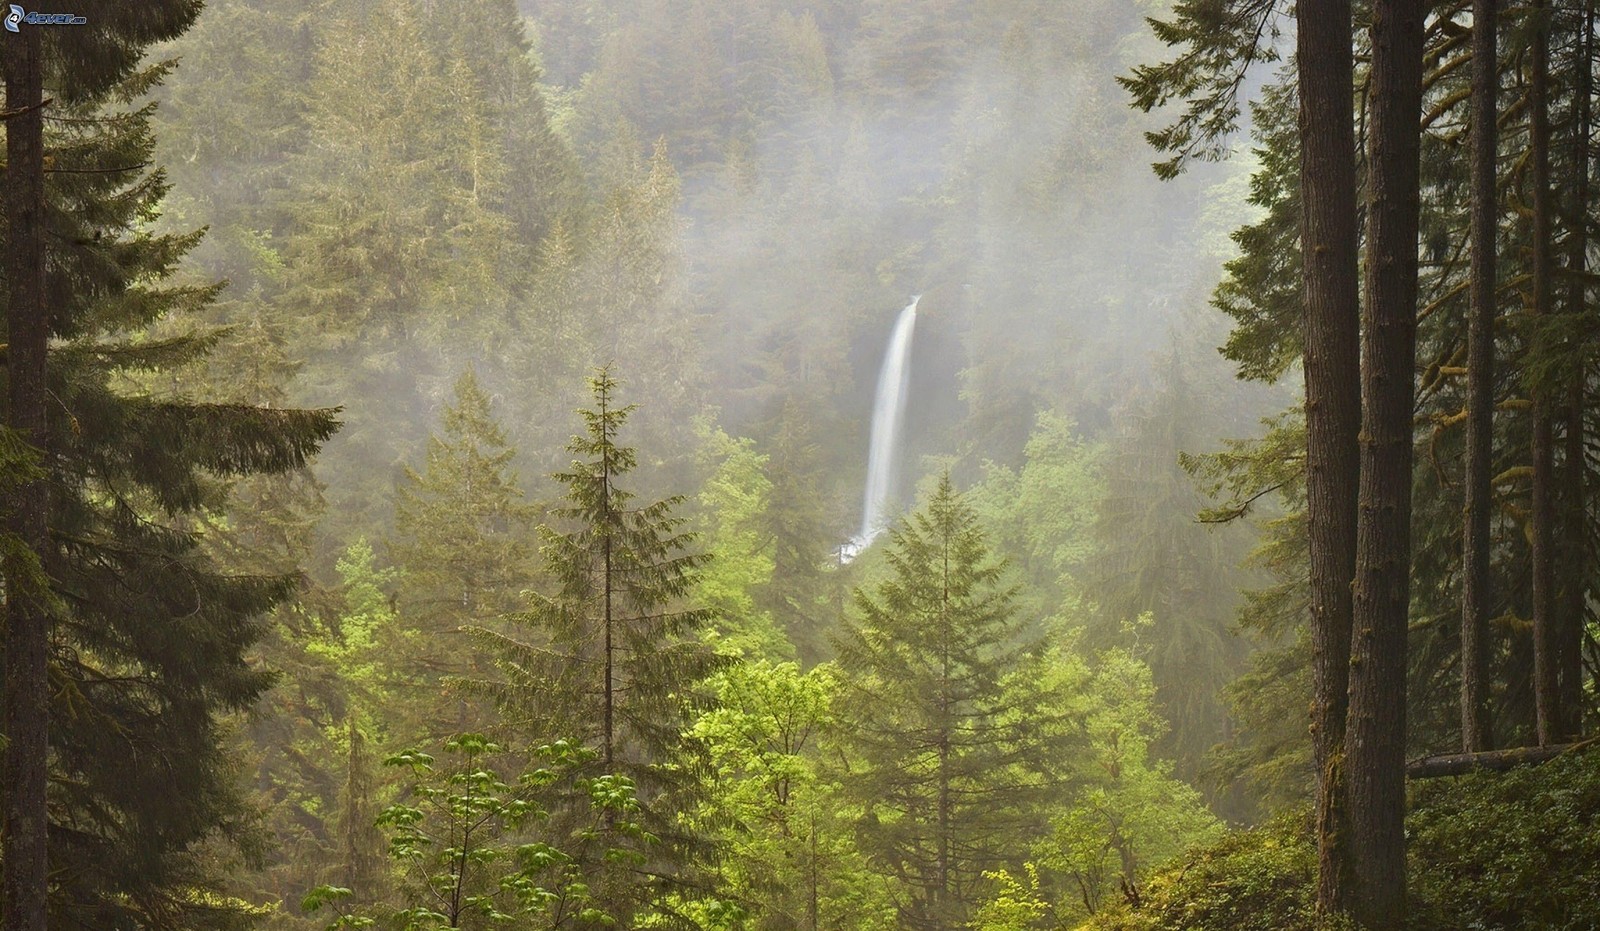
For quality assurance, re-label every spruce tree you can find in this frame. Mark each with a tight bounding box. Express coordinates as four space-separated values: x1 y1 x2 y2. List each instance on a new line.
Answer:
757 397 840 665
2 16 339 929
390 368 535 740
1082 346 1255 784
833 475 1069 931
473 369 726 927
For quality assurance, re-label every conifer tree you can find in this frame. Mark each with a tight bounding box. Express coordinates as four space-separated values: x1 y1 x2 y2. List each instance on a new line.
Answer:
833 475 1070 931
2 14 339 928
390 369 535 740
1461 0 1499 754
758 397 841 665
3 24 51 931
1345 0 1425 920
1083 348 1255 783
473 369 727 927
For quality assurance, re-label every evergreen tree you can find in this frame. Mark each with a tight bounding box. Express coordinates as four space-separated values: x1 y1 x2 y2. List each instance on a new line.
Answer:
1 19 339 929
1082 348 1255 785
390 369 535 740
1343 0 1425 921
833 475 1070 931
473 370 727 927
1460 0 1499 755
757 397 843 665
3 24 51 931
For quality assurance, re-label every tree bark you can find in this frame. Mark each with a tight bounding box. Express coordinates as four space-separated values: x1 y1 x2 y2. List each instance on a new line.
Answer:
1529 0 1560 747
1297 0 1364 917
1557 0 1593 742
1406 741 1591 779
601 388 614 771
2 27 52 931
1460 0 1497 755
1347 0 1425 925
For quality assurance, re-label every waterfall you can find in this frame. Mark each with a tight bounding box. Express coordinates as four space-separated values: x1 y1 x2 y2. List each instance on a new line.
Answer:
843 296 920 562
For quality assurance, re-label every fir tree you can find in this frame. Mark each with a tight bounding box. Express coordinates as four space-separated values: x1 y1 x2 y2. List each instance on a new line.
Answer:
1083 346 1255 786
757 397 842 665
472 369 727 928
390 368 535 740
833 475 1071 931
1 19 339 930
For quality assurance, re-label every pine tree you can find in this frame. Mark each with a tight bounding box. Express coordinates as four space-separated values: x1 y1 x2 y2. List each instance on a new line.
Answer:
833 475 1070 931
2 16 338 929
390 368 535 740
472 369 727 927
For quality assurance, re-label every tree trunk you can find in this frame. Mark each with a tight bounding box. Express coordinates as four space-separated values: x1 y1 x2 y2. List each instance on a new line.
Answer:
1529 0 1560 747
1461 0 1498 755
2 28 51 931
1297 0 1363 916
1347 0 1425 924
1406 741 1591 779
601 392 615 770
1557 0 1593 742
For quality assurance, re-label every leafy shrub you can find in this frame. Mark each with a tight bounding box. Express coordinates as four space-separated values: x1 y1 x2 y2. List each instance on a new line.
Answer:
1078 746 1600 931
1407 746 1600 931
1077 813 1319 931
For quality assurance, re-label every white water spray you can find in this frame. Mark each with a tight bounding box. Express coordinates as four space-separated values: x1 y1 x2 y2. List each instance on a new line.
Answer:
843 296 920 562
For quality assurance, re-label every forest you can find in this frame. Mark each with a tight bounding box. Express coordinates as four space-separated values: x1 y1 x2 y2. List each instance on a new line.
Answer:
0 0 1597 928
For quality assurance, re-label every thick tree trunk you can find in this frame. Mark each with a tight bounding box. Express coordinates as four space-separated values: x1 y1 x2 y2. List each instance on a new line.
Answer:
1297 0 1363 916
2 28 51 931
1461 0 1497 755
1557 0 1593 742
1347 0 1425 925
1529 0 1561 747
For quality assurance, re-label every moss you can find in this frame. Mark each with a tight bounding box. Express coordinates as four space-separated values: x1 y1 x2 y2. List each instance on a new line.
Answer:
1078 813 1318 931
1080 747 1600 931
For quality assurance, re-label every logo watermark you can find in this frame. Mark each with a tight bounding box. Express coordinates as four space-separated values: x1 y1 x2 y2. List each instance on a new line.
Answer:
4 5 88 32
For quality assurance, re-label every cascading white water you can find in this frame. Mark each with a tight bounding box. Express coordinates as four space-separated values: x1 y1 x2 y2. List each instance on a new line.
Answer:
842 296 920 562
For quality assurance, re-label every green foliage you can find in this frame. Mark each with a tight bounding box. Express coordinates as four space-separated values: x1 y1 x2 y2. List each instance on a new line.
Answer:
390 369 535 738
1407 748 1600 931
1039 649 1225 919
690 659 898 929
693 424 791 659
1117 0 1283 179
1075 814 1317 931
305 734 640 931
966 410 1106 621
834 475 1078 930
971 864 1051 931
471 370 727 925
1082 749 1600 931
